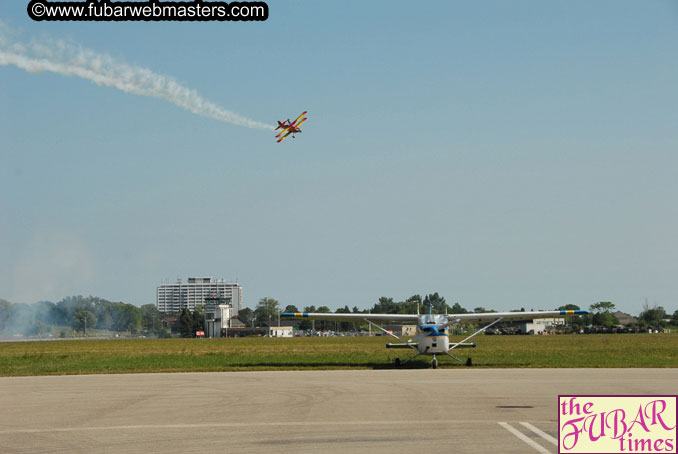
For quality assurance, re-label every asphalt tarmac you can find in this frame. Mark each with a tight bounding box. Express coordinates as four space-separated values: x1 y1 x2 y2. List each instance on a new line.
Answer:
1 369 676 453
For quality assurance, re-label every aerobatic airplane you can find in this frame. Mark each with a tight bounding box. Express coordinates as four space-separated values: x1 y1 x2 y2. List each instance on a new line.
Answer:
283 307 588 368
275 111 307 143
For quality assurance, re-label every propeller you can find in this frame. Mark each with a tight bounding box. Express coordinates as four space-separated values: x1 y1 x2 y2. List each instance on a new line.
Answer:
409 331 428 343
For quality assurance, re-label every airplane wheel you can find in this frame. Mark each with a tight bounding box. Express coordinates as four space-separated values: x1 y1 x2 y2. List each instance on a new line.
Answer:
466 357 472 367
432 358 438 369
395 358 401 367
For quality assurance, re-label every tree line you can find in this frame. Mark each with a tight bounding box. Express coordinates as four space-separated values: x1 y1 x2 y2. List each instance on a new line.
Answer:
0 296 165 337
1 293 676 339
241 294 678 332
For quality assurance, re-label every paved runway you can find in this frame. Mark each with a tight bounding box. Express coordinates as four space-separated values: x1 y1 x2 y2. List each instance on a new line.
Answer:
1 369 676 453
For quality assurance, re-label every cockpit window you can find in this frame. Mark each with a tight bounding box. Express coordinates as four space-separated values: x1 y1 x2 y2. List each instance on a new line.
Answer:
419 314 446 325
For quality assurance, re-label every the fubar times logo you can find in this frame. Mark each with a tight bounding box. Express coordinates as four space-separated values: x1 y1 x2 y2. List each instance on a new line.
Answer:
559 395 677 453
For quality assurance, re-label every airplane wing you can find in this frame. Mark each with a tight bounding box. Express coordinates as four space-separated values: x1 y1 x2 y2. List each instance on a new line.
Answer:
282 309 586 323
288 111 307 128
294 117 307 129
282 312 420 322
276 126 291 138
277 130 293 143
448 310 588 323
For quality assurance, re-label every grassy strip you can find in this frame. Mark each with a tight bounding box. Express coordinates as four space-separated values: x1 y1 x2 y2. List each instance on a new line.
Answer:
0 334 677 376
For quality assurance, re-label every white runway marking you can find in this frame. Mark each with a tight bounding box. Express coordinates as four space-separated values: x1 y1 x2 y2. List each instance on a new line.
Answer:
519 422 557 446
498 422 551 454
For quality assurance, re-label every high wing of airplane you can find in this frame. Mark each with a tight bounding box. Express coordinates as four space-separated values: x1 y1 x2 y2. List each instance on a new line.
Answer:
275 111 307 143
282 309 588 368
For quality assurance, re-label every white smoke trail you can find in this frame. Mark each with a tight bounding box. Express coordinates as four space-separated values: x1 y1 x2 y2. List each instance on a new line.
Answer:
0 23 274 130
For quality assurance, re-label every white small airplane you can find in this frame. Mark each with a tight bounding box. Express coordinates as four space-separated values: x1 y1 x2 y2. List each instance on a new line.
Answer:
283 308 588 368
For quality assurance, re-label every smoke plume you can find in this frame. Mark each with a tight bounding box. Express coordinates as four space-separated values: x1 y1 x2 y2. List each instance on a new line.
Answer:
0 22 273 130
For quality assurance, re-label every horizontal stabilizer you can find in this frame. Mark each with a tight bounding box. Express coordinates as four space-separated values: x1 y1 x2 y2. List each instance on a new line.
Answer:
449 342 476 349
386 343 418 349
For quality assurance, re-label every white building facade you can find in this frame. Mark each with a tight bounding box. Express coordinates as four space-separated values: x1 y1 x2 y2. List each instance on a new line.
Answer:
204 300 234 338
156 277 243 314
269 326 293 338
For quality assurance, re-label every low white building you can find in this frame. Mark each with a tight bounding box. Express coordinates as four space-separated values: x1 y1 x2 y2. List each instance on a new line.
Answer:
521 323 547 335
533 317 565 326
384 325 417 337
268 326 293 338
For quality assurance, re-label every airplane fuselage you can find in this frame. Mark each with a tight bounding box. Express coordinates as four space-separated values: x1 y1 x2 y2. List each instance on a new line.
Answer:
417 331 450 354
416 315 451 354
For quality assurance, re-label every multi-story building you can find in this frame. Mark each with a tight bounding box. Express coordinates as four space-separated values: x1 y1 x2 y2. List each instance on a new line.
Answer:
156 277 242 314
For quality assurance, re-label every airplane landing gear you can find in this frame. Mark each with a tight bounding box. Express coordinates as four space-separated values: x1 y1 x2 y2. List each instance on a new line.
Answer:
394 358 401 367
431 355 438 369
466 357 472 366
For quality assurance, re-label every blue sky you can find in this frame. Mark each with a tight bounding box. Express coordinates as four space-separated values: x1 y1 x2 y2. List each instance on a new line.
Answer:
1 1 677 314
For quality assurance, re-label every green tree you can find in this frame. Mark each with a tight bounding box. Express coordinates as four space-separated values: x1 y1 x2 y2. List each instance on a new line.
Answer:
192 305 205 332
449 302 468 314
592 311 618 328
111 303 141 333
93 300 112 330
254 297 279 326
140 304 161 331
0 299 13 333
589 302 616 313
372 297 398 314
335 306 350 313
400 295 422 314
237 307 254 327
179 308 194 337
588 302 617 328
424 292 447 314
73 310 97 334
638 304 667 328
557 304 581 311
283 305 299 313
55 296 96 326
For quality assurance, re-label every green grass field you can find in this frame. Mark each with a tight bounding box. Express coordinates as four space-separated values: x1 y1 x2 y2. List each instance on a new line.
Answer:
1 333 677 376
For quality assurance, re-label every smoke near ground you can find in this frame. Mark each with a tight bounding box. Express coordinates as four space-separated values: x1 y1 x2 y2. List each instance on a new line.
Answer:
0 21 274 130
0 296 163 339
